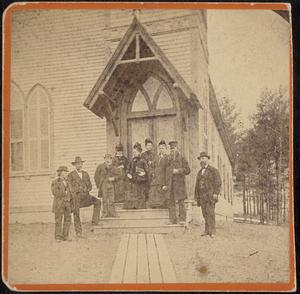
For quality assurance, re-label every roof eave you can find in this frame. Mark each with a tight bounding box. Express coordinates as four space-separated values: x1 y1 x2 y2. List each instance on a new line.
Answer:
84 17 203 112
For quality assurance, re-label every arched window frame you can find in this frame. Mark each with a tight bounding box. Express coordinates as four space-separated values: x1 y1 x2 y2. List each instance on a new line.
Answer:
10 82 25 174
128 73 176 117
25 84 54 176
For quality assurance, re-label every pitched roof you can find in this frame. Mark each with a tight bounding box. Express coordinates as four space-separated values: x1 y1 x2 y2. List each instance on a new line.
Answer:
83 17 201 114
209 79 234 166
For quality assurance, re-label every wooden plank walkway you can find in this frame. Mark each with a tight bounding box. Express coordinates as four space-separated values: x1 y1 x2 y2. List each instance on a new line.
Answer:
109 233 176 284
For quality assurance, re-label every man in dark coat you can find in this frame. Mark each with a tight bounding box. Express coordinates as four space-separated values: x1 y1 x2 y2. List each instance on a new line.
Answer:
167 141 191 224
148 140 170 208
194 151 222 238
68 156 101 237
94 154 119 217
141 138 155 203
112 143 128 203
51 166 72 242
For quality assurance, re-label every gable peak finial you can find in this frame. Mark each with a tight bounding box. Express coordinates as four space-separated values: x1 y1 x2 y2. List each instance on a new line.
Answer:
132 9 141 21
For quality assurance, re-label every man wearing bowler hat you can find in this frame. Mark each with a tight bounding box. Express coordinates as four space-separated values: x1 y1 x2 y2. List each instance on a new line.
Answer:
68 156 101 237
194 151 221 238
167 140 191 224
51 166 72 242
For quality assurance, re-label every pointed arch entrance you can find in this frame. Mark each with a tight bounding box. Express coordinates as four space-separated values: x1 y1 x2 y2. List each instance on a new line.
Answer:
124 73 178 156
84 17 202 196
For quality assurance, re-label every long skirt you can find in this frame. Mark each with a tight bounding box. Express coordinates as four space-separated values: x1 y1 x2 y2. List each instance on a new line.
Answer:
114 178 127 203
148 185 168 208
123 182 146 209
101 184 116 217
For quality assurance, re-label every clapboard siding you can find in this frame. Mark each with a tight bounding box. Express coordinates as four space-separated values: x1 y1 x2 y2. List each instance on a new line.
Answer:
9 176 53 208
9 9 233 218
11 10 108 209
109 9 191 27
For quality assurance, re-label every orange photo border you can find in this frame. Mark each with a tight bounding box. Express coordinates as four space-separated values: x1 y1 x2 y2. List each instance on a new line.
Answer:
2 2 295 292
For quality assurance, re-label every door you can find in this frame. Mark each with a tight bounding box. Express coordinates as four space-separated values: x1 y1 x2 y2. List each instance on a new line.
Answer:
127 115 177 157
155 115 176 148
127 118 153 158
126 75 178 157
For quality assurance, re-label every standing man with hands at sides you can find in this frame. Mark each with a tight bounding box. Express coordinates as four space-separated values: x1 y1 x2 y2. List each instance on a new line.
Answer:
167 140 191 224
51 166 72 242
94 154 119 217
112 143 128 203
148 140 170 209
68 156 101 238
194 152 221 238
141 138 155 204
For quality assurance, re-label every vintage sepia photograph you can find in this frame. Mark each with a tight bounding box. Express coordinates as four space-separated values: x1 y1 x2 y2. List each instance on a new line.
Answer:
2 2 294 292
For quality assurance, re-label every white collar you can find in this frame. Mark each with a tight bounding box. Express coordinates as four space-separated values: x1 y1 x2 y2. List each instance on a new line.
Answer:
201 164 209 170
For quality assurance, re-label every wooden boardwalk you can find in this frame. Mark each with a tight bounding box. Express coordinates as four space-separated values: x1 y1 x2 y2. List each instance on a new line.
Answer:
109 233 176 283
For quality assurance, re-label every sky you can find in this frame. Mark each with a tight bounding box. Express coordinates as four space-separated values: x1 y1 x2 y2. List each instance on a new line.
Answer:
207 10 290 127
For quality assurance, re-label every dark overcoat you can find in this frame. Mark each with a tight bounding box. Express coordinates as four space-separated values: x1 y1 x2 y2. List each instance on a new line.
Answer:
151 154 170 187
167 152 191 200
67 170 92 210
148 154 170 207
112 155 128 201
112 156 128 178
94 163 119 197
141 150 155 180
51 177 72 213
194 165 222 206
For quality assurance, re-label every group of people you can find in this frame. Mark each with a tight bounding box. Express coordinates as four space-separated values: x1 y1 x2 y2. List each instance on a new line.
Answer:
51 138 222 242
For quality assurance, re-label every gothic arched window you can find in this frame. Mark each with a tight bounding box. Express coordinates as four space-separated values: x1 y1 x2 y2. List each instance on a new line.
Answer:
130 75 175 113
27 85 51 172
10 82 25 172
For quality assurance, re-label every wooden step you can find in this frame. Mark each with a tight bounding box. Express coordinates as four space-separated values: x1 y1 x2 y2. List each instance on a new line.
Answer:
116 209 169 219
91 225 184 234
114 202 125 210
96 217 170 228
94 206 183 233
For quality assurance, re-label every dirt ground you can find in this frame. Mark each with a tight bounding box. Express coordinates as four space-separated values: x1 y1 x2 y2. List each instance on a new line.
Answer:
8 222 290 284
165 222 290 283
8 223 121 284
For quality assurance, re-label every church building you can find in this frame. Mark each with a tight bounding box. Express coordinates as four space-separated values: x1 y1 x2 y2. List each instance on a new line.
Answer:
9 9 234 223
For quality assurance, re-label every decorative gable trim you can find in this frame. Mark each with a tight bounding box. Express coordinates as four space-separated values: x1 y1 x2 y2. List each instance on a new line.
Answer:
83 17 201 113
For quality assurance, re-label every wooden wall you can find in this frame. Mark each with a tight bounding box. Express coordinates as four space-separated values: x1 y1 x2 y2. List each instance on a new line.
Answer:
10 10 109 211
9 9 233 221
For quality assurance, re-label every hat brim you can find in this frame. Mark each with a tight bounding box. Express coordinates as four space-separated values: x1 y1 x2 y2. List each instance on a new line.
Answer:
57 169 69 173
197 155 210 160
71 161 85 165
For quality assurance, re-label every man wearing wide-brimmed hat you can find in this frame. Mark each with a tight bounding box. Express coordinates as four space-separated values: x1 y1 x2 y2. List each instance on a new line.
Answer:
194 151 221 238
68 156 101 237
51 166 72 242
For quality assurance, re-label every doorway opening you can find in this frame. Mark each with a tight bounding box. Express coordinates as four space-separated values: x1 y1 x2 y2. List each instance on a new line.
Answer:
126 74 177 156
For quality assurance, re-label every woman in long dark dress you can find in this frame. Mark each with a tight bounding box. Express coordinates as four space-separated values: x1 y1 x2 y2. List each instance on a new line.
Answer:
123 142 149 209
